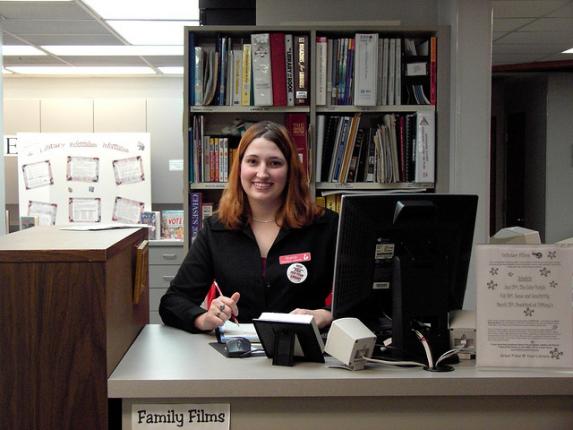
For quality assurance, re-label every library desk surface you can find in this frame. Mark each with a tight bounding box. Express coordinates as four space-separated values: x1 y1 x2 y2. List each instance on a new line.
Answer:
109 324 573 430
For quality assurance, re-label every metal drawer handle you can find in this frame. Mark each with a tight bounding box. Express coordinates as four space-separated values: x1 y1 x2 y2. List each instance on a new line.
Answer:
162 254 178 260
162 275 175 281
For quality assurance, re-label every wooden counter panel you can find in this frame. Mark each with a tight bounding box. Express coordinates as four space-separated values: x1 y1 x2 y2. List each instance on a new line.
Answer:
0 261 107 430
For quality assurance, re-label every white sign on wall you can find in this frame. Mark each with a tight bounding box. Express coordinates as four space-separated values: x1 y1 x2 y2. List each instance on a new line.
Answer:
132 404 230 430
17 133 151 226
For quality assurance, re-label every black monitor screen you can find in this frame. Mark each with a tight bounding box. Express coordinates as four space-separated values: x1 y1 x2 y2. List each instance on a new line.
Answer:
331 193 478 360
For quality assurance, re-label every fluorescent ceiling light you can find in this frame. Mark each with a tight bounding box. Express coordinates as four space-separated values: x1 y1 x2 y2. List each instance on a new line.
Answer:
1 0 72 2
562 48 573 54
42 45 183 56
2 46 47 56
83 0 199 19
3 69 14 75
6 66 156 75
158 67 184 75
107 21 197 45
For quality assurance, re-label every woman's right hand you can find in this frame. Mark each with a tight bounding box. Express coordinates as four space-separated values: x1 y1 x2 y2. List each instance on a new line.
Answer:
194 292 240 331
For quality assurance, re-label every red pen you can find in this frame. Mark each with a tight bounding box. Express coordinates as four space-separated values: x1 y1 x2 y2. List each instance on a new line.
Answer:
213 280 240 326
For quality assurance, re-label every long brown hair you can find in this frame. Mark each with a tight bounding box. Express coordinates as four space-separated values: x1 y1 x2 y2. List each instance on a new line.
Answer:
217 121 323 229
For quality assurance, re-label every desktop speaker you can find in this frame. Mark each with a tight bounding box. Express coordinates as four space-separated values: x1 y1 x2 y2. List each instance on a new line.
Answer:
325 318 376 370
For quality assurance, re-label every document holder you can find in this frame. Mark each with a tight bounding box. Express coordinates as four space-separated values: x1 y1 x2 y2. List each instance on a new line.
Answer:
253 314 325 367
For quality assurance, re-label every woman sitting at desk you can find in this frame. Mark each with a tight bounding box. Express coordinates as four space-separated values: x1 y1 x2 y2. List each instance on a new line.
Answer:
159 121 338 333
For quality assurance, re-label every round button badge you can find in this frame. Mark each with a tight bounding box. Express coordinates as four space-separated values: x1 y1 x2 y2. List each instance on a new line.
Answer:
286 263 308 284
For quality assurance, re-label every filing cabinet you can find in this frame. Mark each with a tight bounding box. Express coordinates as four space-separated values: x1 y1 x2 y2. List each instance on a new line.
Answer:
148 240 184 322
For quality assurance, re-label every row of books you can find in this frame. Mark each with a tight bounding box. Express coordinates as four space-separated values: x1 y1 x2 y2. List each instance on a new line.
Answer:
190 33 309 107
316 34 437 106
189 114 309 183
316 111 435 184
140 210 185 240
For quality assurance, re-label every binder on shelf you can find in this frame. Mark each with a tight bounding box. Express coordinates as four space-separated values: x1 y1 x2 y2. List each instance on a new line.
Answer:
251 33 273 106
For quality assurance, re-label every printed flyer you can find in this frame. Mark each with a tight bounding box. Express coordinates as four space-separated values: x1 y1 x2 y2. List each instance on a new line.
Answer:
476 244 573 368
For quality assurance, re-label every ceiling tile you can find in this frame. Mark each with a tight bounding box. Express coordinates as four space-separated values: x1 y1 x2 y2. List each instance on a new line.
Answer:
3 56 67 66
60 56 149 66
520 17 573 31
492 1 570 18
3 19 110 35
495 30 573 44
493 18 535 32
492 53 548 66
19 34 123 45
493 43 571 54
547 2 573 17
0 2 95 20
141 56 183 67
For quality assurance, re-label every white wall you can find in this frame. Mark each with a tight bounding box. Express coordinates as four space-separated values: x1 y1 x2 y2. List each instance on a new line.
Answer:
0 27 4 235
546 75 573 243
3 77 185 208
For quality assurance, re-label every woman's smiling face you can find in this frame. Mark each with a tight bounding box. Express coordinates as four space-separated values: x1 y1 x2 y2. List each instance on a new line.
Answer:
240 137 288 207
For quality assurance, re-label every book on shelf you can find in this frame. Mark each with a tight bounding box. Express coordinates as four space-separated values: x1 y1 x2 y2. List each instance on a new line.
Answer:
286 113 309 179
193 46 204 106
201 202 214 222
270 32 287 106
231 49 243 105
217 35 229 106
251 33 273 106
19 215 39 231
189 192 202 243
316 36 328 106
353 33 378 106
430 36 437 105
161 210 184 240
285 34 295 106
315 114 326 181
294 34 309 106
140 210 161 240
414 111 435 183
241 44 252 106
394 38 402 105
188 32 195 106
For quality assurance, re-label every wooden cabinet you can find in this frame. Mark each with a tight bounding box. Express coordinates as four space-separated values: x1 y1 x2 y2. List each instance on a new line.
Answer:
0 226 149 430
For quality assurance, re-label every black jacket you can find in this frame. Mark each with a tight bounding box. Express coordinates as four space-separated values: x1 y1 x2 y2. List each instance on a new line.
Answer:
159 209 339 333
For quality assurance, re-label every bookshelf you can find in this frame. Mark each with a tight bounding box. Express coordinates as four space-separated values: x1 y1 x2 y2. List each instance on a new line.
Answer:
183 25 450 248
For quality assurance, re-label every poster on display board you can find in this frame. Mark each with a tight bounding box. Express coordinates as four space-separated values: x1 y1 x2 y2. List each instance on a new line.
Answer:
17 133 151 226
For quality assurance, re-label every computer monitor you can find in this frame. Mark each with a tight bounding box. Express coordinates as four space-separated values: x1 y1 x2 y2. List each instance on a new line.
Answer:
331 193 478 362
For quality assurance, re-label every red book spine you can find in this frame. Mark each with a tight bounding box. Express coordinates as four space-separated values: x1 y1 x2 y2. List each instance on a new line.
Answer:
270 33 287 106
286 113 309 179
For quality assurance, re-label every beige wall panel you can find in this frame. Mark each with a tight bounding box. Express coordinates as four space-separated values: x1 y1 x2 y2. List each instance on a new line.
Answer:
146 98 183 205
94 98 146 132
3 99 41 134
40 99 93 132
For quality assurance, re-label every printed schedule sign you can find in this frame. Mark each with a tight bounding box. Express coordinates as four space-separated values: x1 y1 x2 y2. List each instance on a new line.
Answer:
17 133 151 226
132 404 230 430
476 245 573 368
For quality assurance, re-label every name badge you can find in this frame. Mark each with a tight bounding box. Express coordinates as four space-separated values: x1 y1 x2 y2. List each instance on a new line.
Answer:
279 252 311 265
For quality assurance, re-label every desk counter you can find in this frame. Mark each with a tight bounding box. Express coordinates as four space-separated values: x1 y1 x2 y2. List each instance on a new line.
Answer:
109 324 573 430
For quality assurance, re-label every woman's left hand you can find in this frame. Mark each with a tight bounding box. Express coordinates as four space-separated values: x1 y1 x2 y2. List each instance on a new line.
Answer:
290 308 332 329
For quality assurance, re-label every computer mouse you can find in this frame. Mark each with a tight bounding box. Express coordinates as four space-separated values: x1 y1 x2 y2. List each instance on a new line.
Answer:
224 337 252 358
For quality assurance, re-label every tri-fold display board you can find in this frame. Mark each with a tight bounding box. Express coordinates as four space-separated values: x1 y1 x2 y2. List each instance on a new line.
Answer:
17 133 152 226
